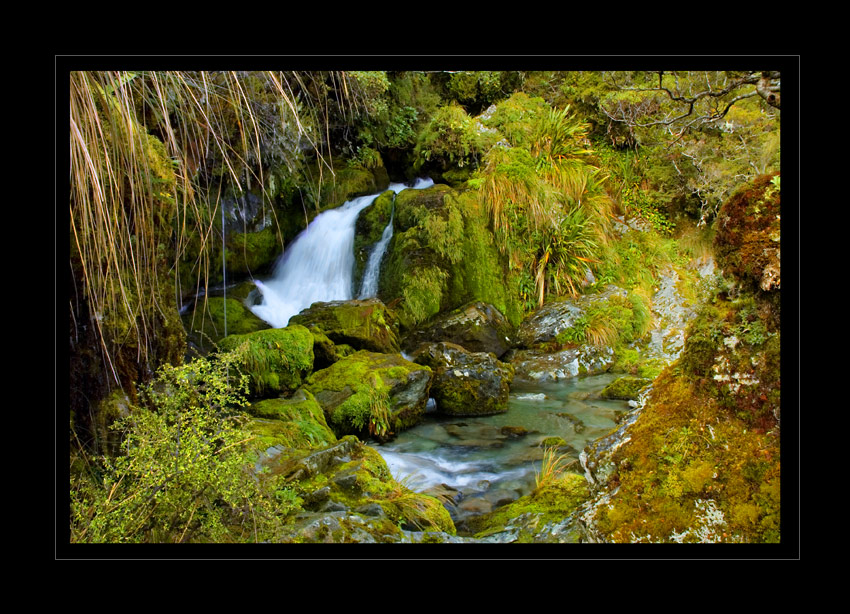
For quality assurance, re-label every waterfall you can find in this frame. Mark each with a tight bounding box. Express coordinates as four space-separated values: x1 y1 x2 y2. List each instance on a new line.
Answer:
357 206 395 299
251 178 433 328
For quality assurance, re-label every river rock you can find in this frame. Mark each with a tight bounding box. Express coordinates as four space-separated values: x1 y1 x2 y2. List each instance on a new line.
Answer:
245 388 337 451
402 301 514 358
290 298 401 354
505 345 615 385
305 350 433 438
410 342 514 416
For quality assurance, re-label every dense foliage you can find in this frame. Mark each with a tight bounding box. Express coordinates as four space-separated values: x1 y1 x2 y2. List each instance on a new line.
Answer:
66 68 784 546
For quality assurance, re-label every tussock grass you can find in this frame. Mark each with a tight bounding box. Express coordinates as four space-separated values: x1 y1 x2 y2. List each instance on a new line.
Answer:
69 70 340 387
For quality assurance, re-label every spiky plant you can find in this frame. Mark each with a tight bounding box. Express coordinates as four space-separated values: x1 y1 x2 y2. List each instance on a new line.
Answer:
534 446 572 491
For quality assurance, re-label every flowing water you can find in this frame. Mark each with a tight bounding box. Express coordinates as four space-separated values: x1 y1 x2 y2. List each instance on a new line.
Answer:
248 176 631 531
250 178 433 327
371 373 631 527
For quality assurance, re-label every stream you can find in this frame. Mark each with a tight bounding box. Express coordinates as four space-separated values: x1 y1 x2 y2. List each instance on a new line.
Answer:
371 372 630 528
247 179 647 532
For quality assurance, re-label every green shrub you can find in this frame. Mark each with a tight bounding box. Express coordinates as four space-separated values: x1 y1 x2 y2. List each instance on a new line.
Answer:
69 350 289 543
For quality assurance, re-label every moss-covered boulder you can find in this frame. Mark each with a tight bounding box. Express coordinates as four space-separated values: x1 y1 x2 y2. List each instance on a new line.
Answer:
309 329 356 370
600 376 652 401
245 388 337 451
289 298 401 354
219 325 314 398
505 345 616 385
182 296 271 352
264 437 456 541
304 350 433 440
411 342 514 416
379 186 520 331
402 301 515 358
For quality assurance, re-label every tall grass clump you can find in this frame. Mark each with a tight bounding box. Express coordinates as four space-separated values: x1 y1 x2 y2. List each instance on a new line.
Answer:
475 95 615 309
69 70 341 408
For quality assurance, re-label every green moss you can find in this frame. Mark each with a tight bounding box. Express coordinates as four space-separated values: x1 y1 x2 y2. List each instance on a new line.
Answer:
600 376 651 401
182 297 270 351
246 389 337 450
305 351 432 439
470 473 589 541
219 325 315 398
380 186 518 329
224 225 281 276
290 300 400 354
592 277 781 543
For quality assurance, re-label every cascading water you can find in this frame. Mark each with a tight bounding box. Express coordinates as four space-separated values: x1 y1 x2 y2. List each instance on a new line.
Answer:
250 178 433 328
358 207 395 299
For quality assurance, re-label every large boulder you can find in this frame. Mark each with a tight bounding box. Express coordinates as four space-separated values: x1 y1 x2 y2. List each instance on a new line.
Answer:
260 437 457 541
411 342 514 416
290 298 401 355
402 301 514 358
219 324 314 398
379 186 521 331
304 350 433 440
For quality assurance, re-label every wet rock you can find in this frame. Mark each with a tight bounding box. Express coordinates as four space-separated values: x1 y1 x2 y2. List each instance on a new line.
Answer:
599 376 652 401
290 298 401 354
305 350 433 438
411 342 514 416
506 345 615 385
402 301 514 358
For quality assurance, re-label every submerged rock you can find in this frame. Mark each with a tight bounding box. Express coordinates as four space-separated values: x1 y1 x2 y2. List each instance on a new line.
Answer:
410 342 514 416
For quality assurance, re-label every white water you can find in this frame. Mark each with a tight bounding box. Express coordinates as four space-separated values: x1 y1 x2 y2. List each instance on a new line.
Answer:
357 207 395 299
250 178 433 328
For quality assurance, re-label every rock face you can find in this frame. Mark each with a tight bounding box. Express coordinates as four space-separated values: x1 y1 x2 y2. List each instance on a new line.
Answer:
402 301 514 358
290 298 401 355
713 172 781 295
304 350 433 439
353 189 395 290
410 342 514 416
